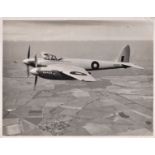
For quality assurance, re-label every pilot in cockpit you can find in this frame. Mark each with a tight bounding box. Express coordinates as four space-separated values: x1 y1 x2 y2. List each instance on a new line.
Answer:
41 52 62 61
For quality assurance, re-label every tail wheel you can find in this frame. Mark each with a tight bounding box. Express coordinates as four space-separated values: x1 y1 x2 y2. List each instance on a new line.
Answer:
91 61 100 70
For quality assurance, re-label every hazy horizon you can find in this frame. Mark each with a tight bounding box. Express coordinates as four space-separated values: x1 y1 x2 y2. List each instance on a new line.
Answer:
3 20 153 41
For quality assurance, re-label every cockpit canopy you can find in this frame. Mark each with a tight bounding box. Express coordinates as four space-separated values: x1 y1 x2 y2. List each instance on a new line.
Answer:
41 52 62 61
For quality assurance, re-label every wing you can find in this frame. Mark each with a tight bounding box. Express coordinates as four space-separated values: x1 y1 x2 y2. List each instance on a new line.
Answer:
47 63 96 81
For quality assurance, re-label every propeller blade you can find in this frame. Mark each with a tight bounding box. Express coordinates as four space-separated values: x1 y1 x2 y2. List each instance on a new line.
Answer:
35 55 38 67
34 75 38 90
27 65 30 77
27 45 30 58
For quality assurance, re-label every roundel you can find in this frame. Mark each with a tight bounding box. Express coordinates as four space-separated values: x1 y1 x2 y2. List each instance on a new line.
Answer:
91 61 100 69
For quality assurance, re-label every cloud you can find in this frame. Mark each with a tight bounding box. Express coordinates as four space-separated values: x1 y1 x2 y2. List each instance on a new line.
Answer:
3 19 153 41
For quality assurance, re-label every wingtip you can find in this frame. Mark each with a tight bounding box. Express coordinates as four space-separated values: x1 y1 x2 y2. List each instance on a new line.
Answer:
86 78 96 82
81 77 96 82
139 67 144 70
132 64 144 70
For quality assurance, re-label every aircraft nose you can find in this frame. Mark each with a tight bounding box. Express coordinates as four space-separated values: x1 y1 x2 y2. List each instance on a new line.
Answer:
23 59 29 64
30 68 38 75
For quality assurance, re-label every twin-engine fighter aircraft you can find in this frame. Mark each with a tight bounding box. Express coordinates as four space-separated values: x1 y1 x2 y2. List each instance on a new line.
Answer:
23 45 144 89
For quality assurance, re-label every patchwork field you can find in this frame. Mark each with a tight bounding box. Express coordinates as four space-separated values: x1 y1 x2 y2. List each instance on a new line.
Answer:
3 68 153 136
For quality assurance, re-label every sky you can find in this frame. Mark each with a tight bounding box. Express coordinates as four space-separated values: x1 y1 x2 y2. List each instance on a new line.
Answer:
3 18 153 41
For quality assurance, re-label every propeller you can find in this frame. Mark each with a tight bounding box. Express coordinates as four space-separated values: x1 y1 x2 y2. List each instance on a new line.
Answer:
27 65 30 77
34 75 38 90
26 45 31 77
34 54 38 90
27 45 30 59
35 54 38 67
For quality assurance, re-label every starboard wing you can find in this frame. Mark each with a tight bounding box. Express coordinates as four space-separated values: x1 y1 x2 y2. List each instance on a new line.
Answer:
47 63 96 81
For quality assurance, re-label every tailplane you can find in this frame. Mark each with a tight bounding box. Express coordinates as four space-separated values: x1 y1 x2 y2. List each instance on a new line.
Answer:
115 45 144 69
118 62 144 69
117 45 130 62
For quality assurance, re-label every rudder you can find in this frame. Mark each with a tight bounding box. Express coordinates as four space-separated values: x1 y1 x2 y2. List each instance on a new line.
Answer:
117 45 130 62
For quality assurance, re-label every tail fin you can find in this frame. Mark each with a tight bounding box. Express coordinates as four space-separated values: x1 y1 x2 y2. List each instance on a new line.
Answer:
117 45 130 62
115 45 144 70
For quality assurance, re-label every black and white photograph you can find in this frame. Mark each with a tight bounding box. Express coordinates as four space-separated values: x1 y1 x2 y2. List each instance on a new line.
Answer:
2 18 153 136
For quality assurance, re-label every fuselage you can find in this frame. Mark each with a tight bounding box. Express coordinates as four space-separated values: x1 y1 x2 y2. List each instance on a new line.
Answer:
24 57 126 70
64 58 125 70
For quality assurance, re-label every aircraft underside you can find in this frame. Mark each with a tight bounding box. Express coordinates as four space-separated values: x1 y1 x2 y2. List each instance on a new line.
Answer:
37 70 75 80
